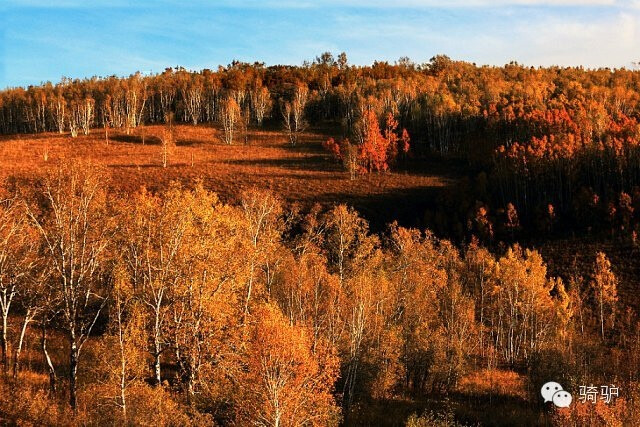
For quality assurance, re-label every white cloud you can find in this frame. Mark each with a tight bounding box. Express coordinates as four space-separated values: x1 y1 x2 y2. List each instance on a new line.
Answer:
508 11 640 67
322 4 640 69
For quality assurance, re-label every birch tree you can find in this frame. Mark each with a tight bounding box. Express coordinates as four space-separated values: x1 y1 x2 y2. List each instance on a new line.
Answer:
236 304 340 427
0 196 37 376
51 85 67 134
25 163 111 410
117 184 192 386
590 251 618 340
92 266 146 421
239 188 283 323
181 75 203 125
250 85 271 126
281 84 308 146
220 96 240 145
170 186 245 403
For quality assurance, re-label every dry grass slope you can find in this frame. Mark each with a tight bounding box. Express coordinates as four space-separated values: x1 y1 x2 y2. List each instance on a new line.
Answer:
0 124 455 230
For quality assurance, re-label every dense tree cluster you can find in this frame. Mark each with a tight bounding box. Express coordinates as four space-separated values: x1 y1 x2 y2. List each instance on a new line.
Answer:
1 163 639 425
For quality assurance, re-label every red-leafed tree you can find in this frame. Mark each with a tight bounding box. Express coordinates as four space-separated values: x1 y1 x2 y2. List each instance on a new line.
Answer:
324 111 409 177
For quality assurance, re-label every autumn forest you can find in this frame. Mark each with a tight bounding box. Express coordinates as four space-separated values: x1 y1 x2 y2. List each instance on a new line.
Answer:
1 53 640 425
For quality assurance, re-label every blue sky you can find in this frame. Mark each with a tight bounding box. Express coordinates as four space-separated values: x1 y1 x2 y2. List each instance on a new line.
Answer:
1 0 639 89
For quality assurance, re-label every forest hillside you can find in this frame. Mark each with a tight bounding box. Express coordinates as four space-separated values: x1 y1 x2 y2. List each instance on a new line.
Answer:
0 55 640 425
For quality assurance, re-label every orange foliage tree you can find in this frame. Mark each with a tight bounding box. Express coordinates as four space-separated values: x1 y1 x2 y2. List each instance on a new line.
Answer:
236 304 340 426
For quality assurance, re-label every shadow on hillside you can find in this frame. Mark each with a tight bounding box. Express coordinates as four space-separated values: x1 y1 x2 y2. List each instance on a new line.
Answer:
110 134 162 145
222 156 464 231
107 162 194 169
225 156 334 172
175 138 204 146
347 393 542 427
281 140 325 153
319 185 447 232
